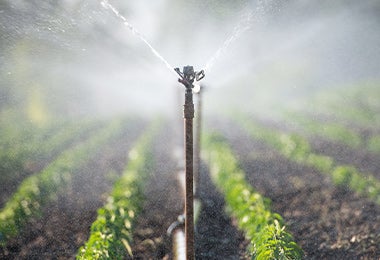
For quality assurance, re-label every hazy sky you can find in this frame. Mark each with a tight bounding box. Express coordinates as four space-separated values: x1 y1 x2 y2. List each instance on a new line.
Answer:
1 0 379 117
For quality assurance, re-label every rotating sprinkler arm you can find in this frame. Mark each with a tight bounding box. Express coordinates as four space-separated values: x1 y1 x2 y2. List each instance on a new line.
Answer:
195 70 205 81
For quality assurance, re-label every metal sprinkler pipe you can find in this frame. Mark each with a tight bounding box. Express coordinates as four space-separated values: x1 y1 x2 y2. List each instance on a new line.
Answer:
174 65 204 260
194 85 204 198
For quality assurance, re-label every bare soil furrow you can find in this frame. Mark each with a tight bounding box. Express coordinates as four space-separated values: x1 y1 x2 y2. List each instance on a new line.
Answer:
209 118 380 259
0 122 145 259
309 137 380 179
195 163 247 259
131 127 183 259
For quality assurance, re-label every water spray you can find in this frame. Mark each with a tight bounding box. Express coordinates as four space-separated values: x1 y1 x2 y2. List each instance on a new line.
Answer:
174 65 204 260
101 0 178 78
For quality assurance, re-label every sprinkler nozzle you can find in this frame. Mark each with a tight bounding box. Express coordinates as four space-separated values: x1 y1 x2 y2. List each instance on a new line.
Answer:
175 66 205 89
195 70 205 81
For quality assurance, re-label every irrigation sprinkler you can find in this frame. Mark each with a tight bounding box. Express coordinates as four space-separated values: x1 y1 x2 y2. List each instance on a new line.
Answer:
174 65 204 260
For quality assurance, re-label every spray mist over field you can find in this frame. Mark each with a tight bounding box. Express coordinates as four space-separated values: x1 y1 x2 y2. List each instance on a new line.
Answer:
0 0 379 122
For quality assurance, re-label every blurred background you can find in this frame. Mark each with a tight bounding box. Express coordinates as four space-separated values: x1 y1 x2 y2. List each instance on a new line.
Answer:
1 0 379 124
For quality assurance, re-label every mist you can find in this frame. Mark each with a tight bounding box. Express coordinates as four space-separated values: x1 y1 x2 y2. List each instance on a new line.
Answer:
1 0 379 122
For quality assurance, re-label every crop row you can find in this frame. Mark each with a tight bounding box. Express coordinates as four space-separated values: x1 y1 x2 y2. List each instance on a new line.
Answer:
0 118 103 183
290 81 380 129
282 112 380 154
202 133 303 259
237 116 380 205
0 118 129 245
77 121 160 259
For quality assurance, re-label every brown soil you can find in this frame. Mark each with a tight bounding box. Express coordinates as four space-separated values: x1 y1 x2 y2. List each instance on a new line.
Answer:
3 115 379 259
209 117 380 259
131 128 183 259
253 116 380 179
195 162 248 259
309 137 380 179
0 121 146 259
0 123 101 208
1 119 248 259
131 125 247 259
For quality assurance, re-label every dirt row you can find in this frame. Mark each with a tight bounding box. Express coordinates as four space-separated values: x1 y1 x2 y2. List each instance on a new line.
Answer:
0 121 146 259
131 127 183 259
195 162 248 259
309 137 380 179
131 125 247 259
0 123 108 209
5 114 379 259
256 116 380 179
1 119 248 259
210 117 380 259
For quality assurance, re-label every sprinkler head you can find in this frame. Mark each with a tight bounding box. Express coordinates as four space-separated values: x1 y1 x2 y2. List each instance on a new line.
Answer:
174 66 205 89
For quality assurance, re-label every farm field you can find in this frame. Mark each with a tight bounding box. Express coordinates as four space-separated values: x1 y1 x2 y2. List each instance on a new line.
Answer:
0 81 379 259
1 83 380 259
208 116 380 259
1 1 380 258
0 117 147 258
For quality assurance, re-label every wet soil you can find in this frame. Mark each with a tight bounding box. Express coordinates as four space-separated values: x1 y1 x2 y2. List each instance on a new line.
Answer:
0 121 146 259
0 123 102 208
254 116 380 179
131 126 247 259
3 115 379 259
195 163 248 259
210 117 380 259
131 128 183 259
309 138 380 179
1 119 248 259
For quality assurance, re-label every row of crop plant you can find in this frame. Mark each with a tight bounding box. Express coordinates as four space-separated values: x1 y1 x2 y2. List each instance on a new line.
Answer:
0 118 131 245
0 118 62 182
0 118 103 184
77 121 161 259
237 116 380 205
202 132 303 259
280 112 380 155
278 82 380 154
287 81 380 130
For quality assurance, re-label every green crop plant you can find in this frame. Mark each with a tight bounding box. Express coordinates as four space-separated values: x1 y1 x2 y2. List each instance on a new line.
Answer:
35 119 103 158
284 113 363 149
0 118 102 184
77 121 161 260
368 135 380 154
203 133 303 260
301 81 380 128
237 116 380 205
0 118 128 245
332 166 380 204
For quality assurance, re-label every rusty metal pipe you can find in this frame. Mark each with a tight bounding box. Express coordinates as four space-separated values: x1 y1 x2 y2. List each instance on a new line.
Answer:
174 66 204 260
184 87 194 260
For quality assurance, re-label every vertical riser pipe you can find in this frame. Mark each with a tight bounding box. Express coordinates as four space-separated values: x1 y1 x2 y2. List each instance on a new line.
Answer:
173 230 186 260
184 88 194 260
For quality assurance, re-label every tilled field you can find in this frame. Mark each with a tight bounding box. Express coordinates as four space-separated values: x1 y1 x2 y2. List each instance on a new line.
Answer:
131 128 183 259
0 122 146 259
0 121 248 259
210 117 380 259
195 162 248 259
127 126 248 259
1 116 380 259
